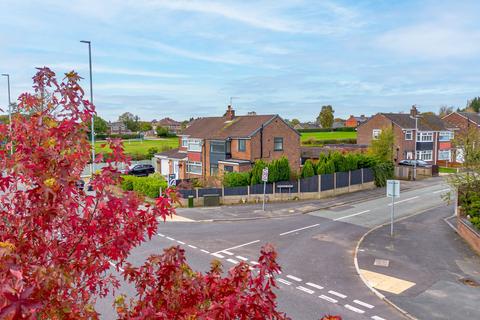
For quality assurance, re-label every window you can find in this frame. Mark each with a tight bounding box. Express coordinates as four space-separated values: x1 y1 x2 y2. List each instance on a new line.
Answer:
181 137 188 147
416 132 433 142
404 130 413 140
372 129 381 140
210 164 218 176
224 165 234 173
187 161 202 174
274 137 283 151
238 139 246 152
210 141 225 153
416 150 433 161
438 150 451 161
188 139 202 152
439 131 454 141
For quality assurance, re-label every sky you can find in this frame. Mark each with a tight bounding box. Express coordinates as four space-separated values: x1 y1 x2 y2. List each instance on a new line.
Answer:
0 0 479 122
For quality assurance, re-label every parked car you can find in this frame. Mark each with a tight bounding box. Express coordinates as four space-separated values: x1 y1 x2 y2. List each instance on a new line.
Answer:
398 160 431 167
124 164 155 176
76 180 85 190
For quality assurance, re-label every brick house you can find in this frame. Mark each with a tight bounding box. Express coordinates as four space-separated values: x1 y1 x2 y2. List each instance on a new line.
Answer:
108 121 131 135
154 106 300 179
441 112 480 164
345 115 368 128
151 117 182 134
357 106 453 164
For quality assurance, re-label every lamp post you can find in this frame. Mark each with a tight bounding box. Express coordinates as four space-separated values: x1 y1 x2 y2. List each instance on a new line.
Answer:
80 40 95 176
1 73 12 154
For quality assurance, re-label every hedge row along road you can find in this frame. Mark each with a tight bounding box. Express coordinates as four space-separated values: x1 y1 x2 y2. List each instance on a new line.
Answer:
301 131 357 142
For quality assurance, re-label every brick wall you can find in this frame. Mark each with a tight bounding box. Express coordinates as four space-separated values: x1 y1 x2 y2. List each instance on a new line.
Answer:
345 117 357 128
443 113 470 133
231 138 252 160
457 216 480 255
357 114 393 145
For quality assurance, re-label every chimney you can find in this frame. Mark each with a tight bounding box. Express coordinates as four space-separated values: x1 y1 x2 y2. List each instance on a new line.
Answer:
361 114 365 118
225 105 235 121
410 105 418 117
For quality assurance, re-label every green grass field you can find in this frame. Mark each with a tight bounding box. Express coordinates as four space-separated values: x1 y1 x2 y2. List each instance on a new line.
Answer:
95 138 179 155
439 167 457 173
301 131 357 142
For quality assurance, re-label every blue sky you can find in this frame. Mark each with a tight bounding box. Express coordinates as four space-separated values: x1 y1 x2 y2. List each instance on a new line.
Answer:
0 0 479 122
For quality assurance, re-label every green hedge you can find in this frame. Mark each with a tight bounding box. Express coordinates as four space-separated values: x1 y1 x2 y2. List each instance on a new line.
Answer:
371 162 394 187
302 138 357 145
121 174 167 198
223 172 251 187
297 127 355 133
96 133 143 140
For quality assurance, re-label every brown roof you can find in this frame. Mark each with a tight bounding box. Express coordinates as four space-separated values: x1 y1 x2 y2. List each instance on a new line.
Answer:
380 113 447 131
181 114 279 139
157 117 181 126
458 112 480 124
155 148 187 160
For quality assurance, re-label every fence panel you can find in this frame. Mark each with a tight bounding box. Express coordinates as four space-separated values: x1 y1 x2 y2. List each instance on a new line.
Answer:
336 171 349 188
300 175 319 193
178 189 196 198
350 169 362 185
223 186 249 196
251 183 273 194
320 173 334 191
363 168 374 182
198 188 222 197
276 180 298 194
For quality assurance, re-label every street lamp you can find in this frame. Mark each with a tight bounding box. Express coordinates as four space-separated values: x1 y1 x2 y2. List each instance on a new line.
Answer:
80 40 95 176
1 73 13 154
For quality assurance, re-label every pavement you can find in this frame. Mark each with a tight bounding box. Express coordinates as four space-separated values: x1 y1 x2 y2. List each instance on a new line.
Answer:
357 205 480 320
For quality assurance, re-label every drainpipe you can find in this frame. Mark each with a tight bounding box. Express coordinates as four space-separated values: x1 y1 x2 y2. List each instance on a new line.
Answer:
203 139 207 177
260 124 264 159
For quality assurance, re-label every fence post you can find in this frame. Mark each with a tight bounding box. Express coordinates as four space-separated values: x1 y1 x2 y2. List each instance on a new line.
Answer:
361 168 364 185
221 184 224 201
348 171 351 192
318 174 322 198
195 188 199 198
273 182 276 197
333 172 337 195
247 185 250 201
297 178 301 199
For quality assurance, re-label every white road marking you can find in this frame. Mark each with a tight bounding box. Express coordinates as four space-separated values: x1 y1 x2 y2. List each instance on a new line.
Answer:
353 300 374 309
344 304 365 314
176 240 185 245
334 210 371 221
296 286 315 294
201 249 210 254
286 275 302 282
250 261 259 265
213 240 260 254
319 295 337 303
227 258 239 264
280 224 319 236
371 316 386 320
433 188 450 194
157 233 165 237
388 196 419 206
211 253 224 259
236 255 249 261
222 250 234 256
166 237 175 241
108 261 125 272
328 290 347 299
306 282 324 290
277 278 292 285
188 245 197 249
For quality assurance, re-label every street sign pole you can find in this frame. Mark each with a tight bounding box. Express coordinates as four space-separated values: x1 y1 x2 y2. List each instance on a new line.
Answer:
391 192 395 237
387 180 400 237
262 167 269 211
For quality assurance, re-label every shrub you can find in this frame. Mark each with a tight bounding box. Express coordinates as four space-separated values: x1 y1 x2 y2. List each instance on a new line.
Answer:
297 127 355 132
372 162 394 187
251 160 268 185
121 175 168 198
121 175 135 191
301 160 315 178
96 133 143 140
223 172 250 187
147 147 159 159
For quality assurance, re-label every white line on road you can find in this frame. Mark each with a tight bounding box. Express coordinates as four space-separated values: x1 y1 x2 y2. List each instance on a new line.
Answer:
344 304 365 314
236 255 249 261
227 258 239 264
157 233 165 237
371 316 386 320
334 210 371 221
277 278 292 286
328 290 347 299
306 282 324 290
388 196 419 206
166 237 175 241
353 300 374 309
213 240 260 254
222 250 234 256
201 249 210 254
279 224 320 236
296 286 314 294
176 240 185 245
319 295 337 303
286 275 302 282
433 188 450 194
188 245 197 249
211 253 224 259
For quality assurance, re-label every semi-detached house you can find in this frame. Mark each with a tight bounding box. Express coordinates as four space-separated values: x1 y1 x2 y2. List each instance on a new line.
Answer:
357 106 454 165
155 106 301 180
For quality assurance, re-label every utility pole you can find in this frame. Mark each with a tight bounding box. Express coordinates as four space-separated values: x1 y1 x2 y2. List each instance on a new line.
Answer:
1 73 13 154
80 40 95 176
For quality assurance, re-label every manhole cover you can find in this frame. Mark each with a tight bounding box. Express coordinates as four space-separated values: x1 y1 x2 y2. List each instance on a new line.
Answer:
459 278 480 287
374 259 390 267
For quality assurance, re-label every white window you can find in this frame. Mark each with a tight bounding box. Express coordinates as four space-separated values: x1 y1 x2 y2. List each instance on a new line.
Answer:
439 131 454 141
181 137 188 147
416 131 433 142
372 129 381 140
404 130 413 140
438 150 451 161
416 150 433 161
274 137 283 151
187 138 202 152
187 161 202 174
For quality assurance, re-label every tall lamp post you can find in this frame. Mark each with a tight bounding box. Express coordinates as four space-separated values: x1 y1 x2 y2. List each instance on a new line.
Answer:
80 40 95 176
1 73 13 154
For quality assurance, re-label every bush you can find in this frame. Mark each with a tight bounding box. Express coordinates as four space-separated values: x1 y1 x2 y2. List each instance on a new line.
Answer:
268 157 290 182
301 160 315 178
147 147 159 159
224 172 250 187
121 175 136 191
120 174 167 198
297 127 355 133
372 162 394 187
302 138 357 145
250 160 268 185
96 133 143 140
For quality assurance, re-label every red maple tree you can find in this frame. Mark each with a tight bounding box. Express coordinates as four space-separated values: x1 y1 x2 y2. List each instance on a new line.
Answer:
0 68 339 320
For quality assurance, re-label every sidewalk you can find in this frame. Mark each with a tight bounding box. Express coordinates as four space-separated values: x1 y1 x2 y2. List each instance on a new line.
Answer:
357 205 480 319
175 177 445 222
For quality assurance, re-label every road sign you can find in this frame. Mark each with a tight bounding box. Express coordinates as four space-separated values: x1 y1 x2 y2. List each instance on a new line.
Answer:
168 174 176 187
386 180 400 198
262 168 269 182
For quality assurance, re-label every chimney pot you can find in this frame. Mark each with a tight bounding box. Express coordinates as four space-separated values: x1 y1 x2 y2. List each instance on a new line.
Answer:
225 105 235 120
410 105 418 117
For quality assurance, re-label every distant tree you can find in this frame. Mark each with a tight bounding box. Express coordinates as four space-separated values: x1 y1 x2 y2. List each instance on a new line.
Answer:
467 97 480 113
316 105 334 128
156 126 169 137
421 111 435 116
368 127 395 163
119 112 140 132
439 105 454 117
181 120 189 129
139 121 153 132
290 118 300 126
93 115 108 133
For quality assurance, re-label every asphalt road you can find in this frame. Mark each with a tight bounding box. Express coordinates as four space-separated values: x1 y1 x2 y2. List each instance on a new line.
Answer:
97 179 451 320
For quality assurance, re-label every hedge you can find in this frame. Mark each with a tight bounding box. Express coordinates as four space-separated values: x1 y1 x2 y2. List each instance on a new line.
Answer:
121 174 167 198
371 162 394 187
302 138 357 145
297 127 355 133
223 172 251 187
96 133 143 140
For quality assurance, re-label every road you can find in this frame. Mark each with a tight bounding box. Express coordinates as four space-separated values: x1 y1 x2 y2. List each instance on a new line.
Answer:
97 178 451 319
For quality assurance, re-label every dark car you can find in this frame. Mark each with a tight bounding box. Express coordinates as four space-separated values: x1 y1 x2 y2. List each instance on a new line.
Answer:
76 180 85 190
125 164 155 177
398 160 431 167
